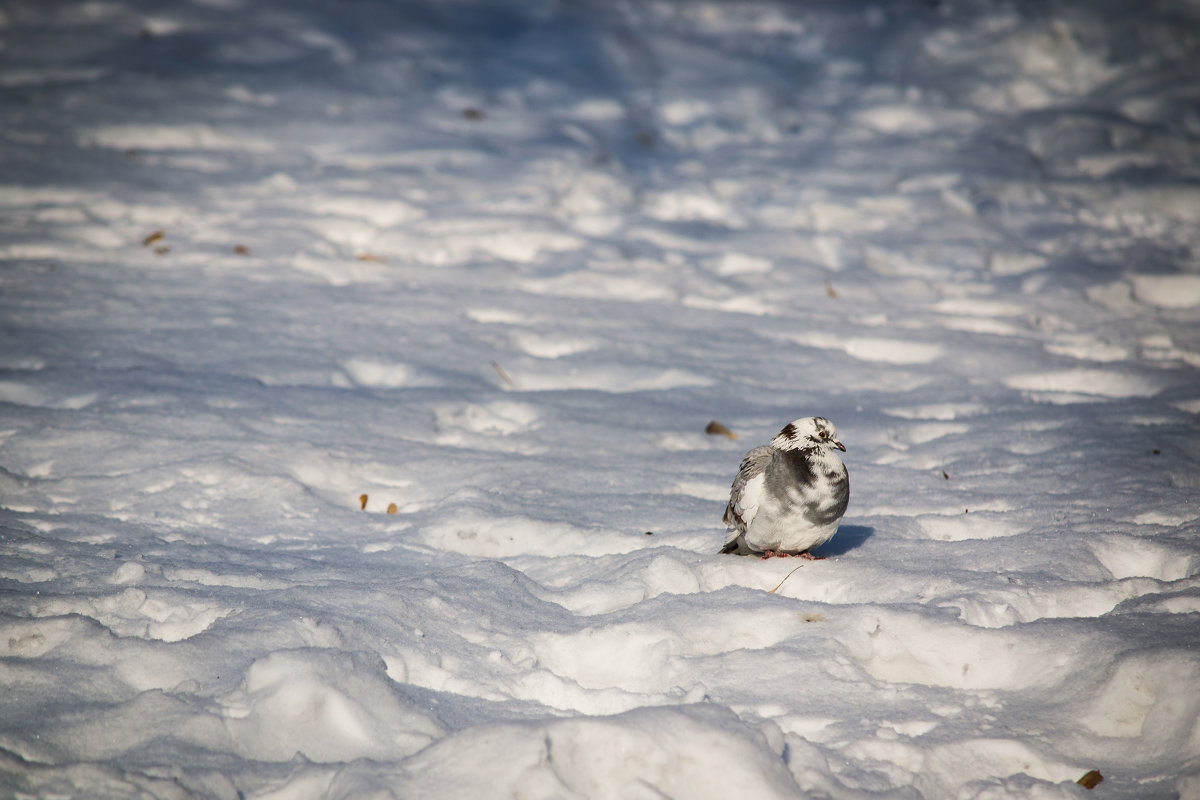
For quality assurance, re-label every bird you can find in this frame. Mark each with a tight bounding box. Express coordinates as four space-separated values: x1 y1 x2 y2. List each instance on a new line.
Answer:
721 417 849 559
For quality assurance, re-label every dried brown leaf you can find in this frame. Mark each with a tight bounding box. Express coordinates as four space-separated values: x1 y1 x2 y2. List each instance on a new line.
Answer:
1077 770 1103 790
386 502 398 515
358 493 368 510
705 420 738 440
142 230 165 247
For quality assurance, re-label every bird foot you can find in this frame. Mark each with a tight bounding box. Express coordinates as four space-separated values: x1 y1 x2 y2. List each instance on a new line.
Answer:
760 550 826 560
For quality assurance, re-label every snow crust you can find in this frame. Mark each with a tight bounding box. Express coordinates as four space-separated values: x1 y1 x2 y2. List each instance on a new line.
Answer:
2 0 1199 798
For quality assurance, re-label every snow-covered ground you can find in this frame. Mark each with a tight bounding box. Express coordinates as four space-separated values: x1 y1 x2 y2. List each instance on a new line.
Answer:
2 0 1200 797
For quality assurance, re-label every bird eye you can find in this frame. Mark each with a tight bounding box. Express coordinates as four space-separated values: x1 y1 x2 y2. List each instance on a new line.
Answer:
818 431 827 438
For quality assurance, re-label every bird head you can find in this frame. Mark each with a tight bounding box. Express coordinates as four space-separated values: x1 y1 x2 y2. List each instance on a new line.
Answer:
772 416 846 452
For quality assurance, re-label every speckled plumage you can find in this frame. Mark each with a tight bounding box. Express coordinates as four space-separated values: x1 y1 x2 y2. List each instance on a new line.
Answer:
721 417 849 558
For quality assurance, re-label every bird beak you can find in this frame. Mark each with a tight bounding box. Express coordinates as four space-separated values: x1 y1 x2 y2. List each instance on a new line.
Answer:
833 439 846 452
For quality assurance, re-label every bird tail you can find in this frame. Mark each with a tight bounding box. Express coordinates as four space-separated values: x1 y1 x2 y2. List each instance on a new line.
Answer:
721 503 745 553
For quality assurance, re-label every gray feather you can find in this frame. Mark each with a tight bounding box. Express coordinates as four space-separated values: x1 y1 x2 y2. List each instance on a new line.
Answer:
722 445 773 531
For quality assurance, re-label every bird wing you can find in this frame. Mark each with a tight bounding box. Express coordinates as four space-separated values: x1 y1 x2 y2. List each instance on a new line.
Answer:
723 445 774 532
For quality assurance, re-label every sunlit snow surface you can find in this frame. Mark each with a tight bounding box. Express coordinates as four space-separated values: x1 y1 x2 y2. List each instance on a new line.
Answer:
2 0 1200 797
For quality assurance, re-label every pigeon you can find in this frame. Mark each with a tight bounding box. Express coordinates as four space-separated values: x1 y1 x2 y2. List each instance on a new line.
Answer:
721 417 849 559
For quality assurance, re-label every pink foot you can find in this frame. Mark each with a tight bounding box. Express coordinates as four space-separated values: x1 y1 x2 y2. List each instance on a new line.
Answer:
760 550 826 560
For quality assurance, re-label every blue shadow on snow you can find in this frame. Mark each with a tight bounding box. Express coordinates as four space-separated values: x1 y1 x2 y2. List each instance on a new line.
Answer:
810 524 874 558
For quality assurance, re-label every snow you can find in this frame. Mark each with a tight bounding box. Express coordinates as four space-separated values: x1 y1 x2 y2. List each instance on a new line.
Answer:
1 0 1199 798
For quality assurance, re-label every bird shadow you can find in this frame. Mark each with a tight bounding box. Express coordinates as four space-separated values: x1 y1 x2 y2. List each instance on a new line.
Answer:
811 524 874 558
